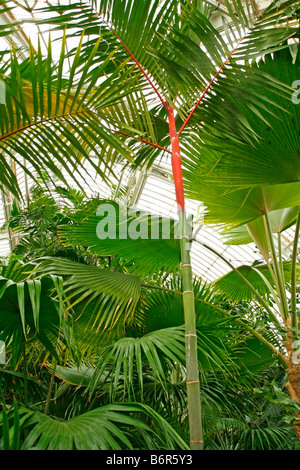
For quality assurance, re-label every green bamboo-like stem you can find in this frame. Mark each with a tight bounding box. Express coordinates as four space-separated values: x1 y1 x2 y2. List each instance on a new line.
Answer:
291 206 300 336
178 210 203 450
277 232 285 287
265 259 277 289
261 189 289 320
168 106 203 450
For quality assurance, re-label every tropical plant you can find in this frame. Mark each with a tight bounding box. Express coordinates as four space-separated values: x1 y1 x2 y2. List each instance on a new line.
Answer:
0 0 300 450
195 208 300 438
1 191 299 449
0 254 192 450
0 400 190 450
2 178 99 262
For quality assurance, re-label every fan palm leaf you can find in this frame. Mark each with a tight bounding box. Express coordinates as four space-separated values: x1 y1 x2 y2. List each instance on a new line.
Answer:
222 207 299 247
183 49 300 229
34 257 142 334
212 261 300 303
89 326 186 400
1 402 188 450
57 200 181 277
20 0 299 141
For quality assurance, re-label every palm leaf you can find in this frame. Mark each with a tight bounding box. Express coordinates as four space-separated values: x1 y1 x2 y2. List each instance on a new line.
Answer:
0 26 142 197
0 403 33 450
34 257 142 332
53 363 100 389
223 206 299 246
21 403 188 450
212 261 300 302
0 273 64 364
188 182 300 229
0 0 296 201
89 326 186 399
31 0 299 124
183 49 300 225
58 201 181 277
233 337 277 376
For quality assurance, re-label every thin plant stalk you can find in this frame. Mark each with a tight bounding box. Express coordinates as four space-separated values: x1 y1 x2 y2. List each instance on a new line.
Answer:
262 210 289 320
195 240 283 329
277 232 285 288
44 358 57 415
21 332 28 407
291 206 300 336
0 371 7 409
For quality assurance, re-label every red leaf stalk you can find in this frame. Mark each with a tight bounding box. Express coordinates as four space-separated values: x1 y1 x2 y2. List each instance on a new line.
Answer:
168 106 185 212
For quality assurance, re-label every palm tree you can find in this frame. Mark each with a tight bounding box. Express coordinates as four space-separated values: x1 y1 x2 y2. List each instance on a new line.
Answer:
1 0 300 448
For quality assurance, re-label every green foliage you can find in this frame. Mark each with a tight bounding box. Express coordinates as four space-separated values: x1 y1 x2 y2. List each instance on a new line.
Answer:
2 181 92 261
184 48 300 229
1 183 297 449
1 0 300 451
0 270 63 365
0 402 188 450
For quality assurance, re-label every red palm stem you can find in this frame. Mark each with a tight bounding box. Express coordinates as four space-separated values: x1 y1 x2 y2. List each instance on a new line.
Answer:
168 106 185 211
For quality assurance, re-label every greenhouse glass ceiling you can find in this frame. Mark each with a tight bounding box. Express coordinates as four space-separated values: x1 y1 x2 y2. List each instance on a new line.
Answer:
0 0 297 283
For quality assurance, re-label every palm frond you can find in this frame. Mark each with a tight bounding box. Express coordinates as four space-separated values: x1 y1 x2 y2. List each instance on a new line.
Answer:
0 273 63 364
58 201 181 277
20 403 188 450
89 326 186 400
212 261 300 302
183 49 300 225
34 257 142 333
222 206 299 246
